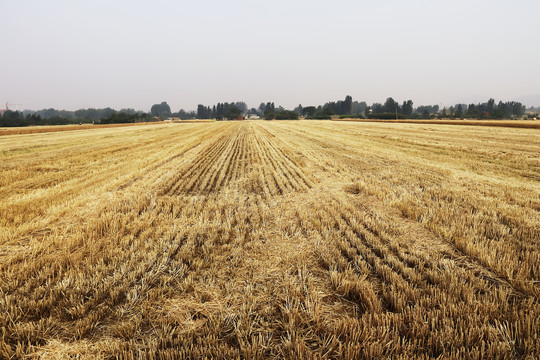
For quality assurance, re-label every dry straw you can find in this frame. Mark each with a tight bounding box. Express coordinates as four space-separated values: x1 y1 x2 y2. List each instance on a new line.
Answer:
0 120 538 358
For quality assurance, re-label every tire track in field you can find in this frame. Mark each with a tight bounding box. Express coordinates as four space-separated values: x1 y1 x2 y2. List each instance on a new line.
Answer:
254 124 314 189
307 197 421 313
281 191 538 358
160 127 235 195
264 122 536 297
167 122 313 197
298 192 523 315
339 191 537 298
253 131 309 193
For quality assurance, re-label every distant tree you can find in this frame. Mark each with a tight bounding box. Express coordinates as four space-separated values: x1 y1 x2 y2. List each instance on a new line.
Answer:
215 103 224 119
461 100 524 119
364 106 371 117
383 97 400 114
263 102 275 120
0 110 25 126
25 113 42 125
274 110 299 120
119 108 138 115
225 104 242 120
302 106 317 117
467 104 477 117
150 102 172 117
352 101 367 116
74 108 115 121
323 97 351 116
100 111 151 124
258 103 266 116
235 102 248 114
343 95 352 115
455 104 464 118
306 104 334 119
371 103 384 113
414 105 439 117
197 104 212 119
512 101 525 117
294 104 303 115
322 104 334 116
486 98 495 116
402 100 413 116
172 109 196 120
323 101 337 114
36 108 75 119
74 108 95 120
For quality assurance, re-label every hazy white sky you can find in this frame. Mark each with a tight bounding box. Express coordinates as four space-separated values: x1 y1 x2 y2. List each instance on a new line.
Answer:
2 0 539 111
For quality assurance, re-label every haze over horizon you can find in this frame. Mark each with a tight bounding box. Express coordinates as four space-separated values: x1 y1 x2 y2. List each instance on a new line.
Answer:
2 0 539 112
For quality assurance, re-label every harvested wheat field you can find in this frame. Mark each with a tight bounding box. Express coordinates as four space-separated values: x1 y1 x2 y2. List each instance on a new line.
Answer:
0 120 539 359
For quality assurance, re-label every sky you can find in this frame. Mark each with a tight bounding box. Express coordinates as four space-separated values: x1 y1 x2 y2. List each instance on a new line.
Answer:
2 0 540 112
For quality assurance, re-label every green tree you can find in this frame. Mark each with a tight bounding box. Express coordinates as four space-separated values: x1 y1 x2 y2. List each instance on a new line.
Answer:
274 110 299 120
302 106 317 117
197 105 212 119
486 98 495 116
235 102 248 114
352 101 367 116
264 102 275 120
455 104 464 118
150 102 172 117
258 103 266 116
0 110 25 126
371 103 384 113
383 97 399 113
225 104 242 120
343 95 352 115
402 100 413 116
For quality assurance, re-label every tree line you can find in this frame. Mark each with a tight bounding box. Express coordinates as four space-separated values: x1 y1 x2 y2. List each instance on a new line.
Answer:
181 96 528 121
151 101 300 120
0 108 154 127
0 97 533 127
294 97 526 120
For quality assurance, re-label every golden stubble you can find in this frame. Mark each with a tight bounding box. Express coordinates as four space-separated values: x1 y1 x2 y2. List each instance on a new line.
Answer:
0 120 538 359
